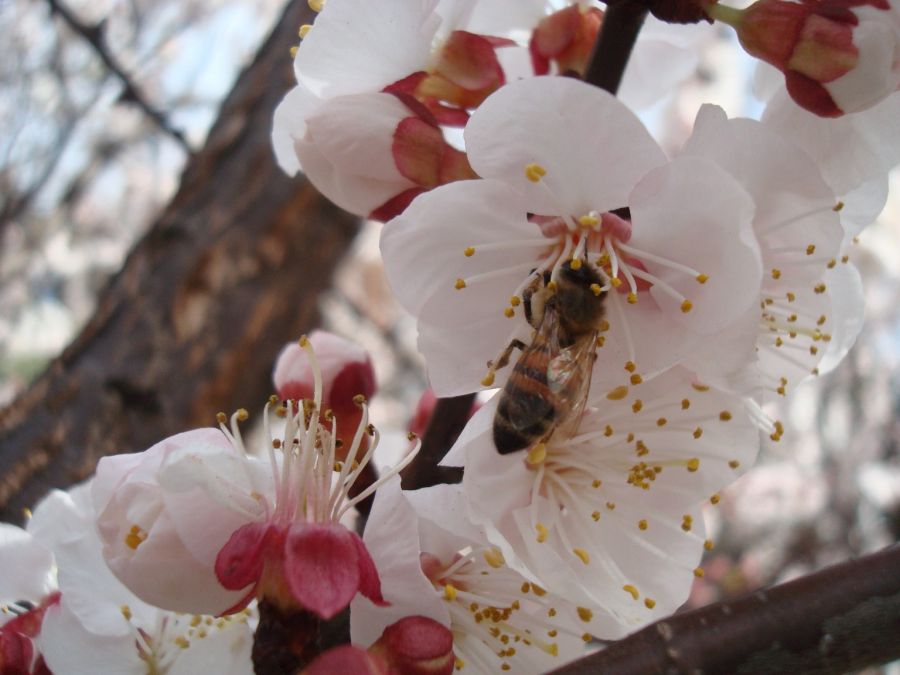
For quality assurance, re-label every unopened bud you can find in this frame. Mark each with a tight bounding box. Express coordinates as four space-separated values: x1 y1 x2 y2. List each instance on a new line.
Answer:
370 616 455 675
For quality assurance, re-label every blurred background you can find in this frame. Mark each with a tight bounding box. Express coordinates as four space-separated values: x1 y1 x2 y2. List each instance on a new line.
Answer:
0 0 897 662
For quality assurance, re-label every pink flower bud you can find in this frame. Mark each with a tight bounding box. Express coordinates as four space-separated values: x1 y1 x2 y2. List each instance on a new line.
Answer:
274 331 377 456
370 616 455 675
408 389 481 439
303 645 392 675
712 0 899 116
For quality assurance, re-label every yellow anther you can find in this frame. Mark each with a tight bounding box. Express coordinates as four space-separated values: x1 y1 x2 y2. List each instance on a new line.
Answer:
611 277 623 288
597 252 610 266
827 258 837 269
704 539 714 551
817 315 827 326
444 584 458 601
504 307 515 318
729 460 741 469
710 493 721 505
692 427 703 439
289 45 299 57
604 425 613 436
786 292 796 302
687 458 700 472
644 598 656 609
624 361 636 372
590 283 602 296
841 254 849 263
124 525 148 551
577 606 593 622
681 398 690 409
120 605 132 620
632 399 643 413
696 273 709 284
481 372 495 387
638 519 648 531
630 374 643 385
578 214 599 227
691 383 710 392
175 636 190 649
570 257 583 270
719 411 732 421
814 283 826 294
681 515 693 532
771 268 782 280
526 444 547 465
623 584 640 600
524 163 547 182
656 417 667 427
606 501 616 510
591 511 601 521
535 523 549 543
455 278 466 289
573 548 590 565
596 336 605 347
806 244 816 255
308 0 325 11
464 246 475 257
299 335 310 347
606 385 628 400
693 567 705 578
627 292 638 304
483 548 505 568
833 201 844 211
592 479 601 488
680 300 693 313
510 295 521 306
547 281 558 292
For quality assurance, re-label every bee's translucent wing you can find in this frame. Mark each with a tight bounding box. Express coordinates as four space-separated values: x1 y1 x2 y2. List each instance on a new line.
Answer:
547 330 597 437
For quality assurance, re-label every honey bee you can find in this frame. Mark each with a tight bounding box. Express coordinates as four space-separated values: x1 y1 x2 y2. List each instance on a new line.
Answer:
492 260 607 455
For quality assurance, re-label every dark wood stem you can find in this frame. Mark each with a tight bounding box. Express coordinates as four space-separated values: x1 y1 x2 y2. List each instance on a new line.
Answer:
583 0 649 95
550 545 900 674
400 395 471 490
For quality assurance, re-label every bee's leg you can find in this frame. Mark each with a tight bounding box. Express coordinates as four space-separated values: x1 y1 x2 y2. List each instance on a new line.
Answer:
489 339 527 371
522 275 545 329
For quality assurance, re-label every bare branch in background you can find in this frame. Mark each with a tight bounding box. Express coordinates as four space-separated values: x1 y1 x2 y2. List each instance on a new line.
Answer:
44 0 190 152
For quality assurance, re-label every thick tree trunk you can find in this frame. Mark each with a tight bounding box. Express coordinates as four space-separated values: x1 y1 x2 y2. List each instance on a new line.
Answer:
0 0 359 523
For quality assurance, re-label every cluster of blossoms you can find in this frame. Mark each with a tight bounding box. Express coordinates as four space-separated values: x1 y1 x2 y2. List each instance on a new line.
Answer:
3 0 900 673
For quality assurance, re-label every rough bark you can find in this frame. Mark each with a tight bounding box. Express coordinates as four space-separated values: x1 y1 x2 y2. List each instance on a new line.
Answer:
0 0 359 523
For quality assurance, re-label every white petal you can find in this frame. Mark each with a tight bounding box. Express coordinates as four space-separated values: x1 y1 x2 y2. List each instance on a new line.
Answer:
0 524 54 603
39 603 145 675
628 154 762 332
351 477 449 647
684 105 843 282
464 77 667 215
826 19 898 114
296 0 440 97
817 262 865 374
295 93 416 216
272 85 321 175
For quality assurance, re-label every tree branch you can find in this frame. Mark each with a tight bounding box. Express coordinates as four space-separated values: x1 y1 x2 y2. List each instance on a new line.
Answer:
400 395 470 490
44 0 191 152
550 545 900 674
583 0 649 95
0 0 359 523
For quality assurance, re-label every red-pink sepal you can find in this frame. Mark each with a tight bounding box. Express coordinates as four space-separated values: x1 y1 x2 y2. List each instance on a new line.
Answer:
0 592 59 675
302 645 392 675
370 616 455 675
214 522 273 593
529 5 603 76
284 524 388 620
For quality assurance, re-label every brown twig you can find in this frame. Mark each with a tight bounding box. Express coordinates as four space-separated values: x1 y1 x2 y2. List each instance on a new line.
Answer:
550 545 900 674
400 395 471 490
44 0 190 152
583 0 649 95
